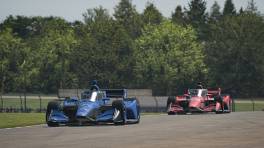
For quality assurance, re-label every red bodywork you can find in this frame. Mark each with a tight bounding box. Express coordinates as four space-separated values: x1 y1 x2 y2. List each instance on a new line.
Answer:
167 88 232 114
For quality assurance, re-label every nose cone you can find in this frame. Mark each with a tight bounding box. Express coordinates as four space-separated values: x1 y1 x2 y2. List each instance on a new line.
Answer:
76 101 99 120
189 97 201 108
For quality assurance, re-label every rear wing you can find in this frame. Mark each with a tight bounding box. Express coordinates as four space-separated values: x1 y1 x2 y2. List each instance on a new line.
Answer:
207 88 221 96
102 89 127 98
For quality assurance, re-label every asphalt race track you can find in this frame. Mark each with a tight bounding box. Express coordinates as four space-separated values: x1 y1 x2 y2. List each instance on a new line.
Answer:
1 112 264 148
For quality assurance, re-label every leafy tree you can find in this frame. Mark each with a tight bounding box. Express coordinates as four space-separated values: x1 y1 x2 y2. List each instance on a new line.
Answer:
209 1 221 22
76 7 117 88
239 7 244 14
0 28 37 110
246 0 258 13
186 0 208 40
83 6 111 24
114 0 142 38
206 12 264 97
0 28 26 92
15 46 39 110
171 5 185 25
0 15 34 39
223 0 236 16
142 2 163 25
72 7 134 88
0 16 70 40
134 21 206 95
30 21 77 93
1 1 264 98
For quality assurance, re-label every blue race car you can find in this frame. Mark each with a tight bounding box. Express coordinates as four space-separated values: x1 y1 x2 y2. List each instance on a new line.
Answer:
46 87 140 126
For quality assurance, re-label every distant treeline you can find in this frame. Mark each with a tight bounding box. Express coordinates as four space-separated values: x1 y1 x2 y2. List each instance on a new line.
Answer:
0 0 264 97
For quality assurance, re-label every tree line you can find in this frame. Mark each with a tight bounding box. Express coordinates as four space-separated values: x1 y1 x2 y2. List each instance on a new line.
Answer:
0 0 264 97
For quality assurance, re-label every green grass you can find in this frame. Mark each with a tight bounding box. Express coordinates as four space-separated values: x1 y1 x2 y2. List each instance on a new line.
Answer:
234 102 264 112
1 98 54 110
0 113 45 128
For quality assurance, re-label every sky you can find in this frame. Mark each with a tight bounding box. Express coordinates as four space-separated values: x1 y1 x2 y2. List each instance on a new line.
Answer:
0 0 263 22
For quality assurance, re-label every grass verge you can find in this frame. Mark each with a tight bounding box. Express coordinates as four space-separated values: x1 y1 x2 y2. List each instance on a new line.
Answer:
234 102 264 112
141 112 166 115
1 98 53 110
0 113 45 129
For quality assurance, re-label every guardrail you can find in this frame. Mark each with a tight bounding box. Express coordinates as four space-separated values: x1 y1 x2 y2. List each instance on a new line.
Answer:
0 94 263 113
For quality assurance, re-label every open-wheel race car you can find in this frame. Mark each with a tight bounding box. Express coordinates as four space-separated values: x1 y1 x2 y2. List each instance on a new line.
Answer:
46 85 140 126
167 88 232 115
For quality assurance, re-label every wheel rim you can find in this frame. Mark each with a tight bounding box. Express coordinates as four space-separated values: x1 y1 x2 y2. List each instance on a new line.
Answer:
113 108 121 120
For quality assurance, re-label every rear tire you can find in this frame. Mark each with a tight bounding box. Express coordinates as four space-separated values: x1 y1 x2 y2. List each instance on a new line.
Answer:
225 99 232 113
215 95 224 114
46 101 60 127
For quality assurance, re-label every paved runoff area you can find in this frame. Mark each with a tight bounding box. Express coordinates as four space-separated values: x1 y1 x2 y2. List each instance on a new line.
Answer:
1 112 264 148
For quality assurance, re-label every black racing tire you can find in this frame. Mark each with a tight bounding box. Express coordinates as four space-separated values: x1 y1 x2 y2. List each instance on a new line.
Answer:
228 99 232 113
135 113 140 124
47 121 59 127
133 98 140 124
215 111 224 114
214 95 223 103
223 102 229 113
215 95 224 114
167 96 176 109
46 101 60 127
225 97 232 113
168 111 176 115
112 100 125 125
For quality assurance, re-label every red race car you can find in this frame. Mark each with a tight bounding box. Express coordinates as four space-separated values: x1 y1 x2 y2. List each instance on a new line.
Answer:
167 88 232 115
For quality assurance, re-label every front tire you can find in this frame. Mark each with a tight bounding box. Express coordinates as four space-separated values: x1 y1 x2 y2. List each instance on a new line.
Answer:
167 96 176 114
46 101 60 127
112 100 125 125
167 96 176 108
133 98 140 124
168 111 176 115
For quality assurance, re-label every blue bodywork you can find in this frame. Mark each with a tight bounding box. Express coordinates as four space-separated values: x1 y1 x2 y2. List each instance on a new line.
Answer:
47 89 140 125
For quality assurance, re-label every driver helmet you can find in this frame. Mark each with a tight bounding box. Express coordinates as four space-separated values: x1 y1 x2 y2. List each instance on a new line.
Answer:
197 82 203 89
90 80 99 91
